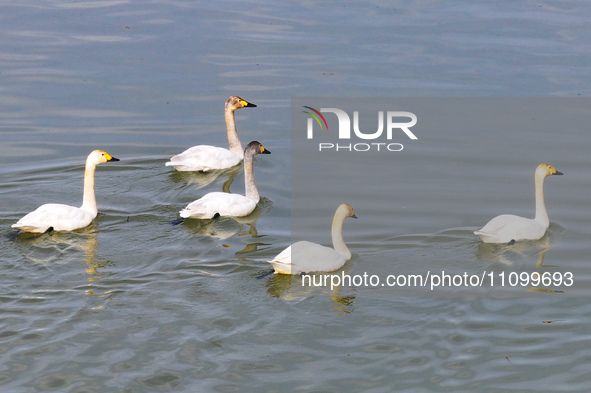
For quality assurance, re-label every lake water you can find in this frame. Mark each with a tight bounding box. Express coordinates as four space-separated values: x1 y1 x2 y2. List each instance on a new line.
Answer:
1 1 591 392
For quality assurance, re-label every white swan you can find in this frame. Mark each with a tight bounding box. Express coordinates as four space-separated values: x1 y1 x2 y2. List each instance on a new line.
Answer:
165 96 257 172
269 203 358 275
178 141 270 219
474 163 563 244
12 150 119 233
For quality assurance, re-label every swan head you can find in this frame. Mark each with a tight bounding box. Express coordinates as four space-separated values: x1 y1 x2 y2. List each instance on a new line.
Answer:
337 203 358 219
226 96 257 112
536 163 563 178
88 150 120 165
245 141 271 157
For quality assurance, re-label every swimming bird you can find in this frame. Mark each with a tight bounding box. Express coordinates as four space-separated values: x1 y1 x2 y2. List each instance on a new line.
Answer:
165 96 257 172
12 150 119 233
178 141 270 219
474 163 563 244
269 203 358 274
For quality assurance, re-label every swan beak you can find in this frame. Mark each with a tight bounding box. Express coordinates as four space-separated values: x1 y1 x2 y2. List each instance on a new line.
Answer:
553 170 563 175
241 100 257 108
103 152 119 162
261 146 271 154
351 213 358 219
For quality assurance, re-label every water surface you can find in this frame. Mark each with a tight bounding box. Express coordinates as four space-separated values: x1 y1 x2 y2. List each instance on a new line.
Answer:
1 1 591 392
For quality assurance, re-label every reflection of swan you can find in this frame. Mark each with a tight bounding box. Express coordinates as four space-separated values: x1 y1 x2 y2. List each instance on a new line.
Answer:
170 165 241 191
476 230 554 266
165 96 257 172
14 228 111 296
231 196 273 237
474 163 563 244
269 203 357 274
183 216 244 239
179 141 271 219
12 150 119 233
264 263 356 313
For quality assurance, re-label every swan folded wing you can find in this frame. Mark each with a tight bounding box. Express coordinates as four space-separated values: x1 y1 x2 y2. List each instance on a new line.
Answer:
12 203 95 233
268 245 293 274
474 214 546 243
166 146 241 172
179 192 256 219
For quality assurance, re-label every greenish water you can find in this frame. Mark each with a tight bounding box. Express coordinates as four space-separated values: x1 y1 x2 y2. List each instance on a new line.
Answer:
1 1 591 392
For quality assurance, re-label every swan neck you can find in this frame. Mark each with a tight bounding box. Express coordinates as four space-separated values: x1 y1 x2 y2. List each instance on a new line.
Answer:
225 106 243 158
331 211 351 260
243 153 259 203
81 159 98 217
534 172 549 226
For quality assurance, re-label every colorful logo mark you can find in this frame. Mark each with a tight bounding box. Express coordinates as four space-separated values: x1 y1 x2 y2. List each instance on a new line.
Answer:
302 106 328 130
